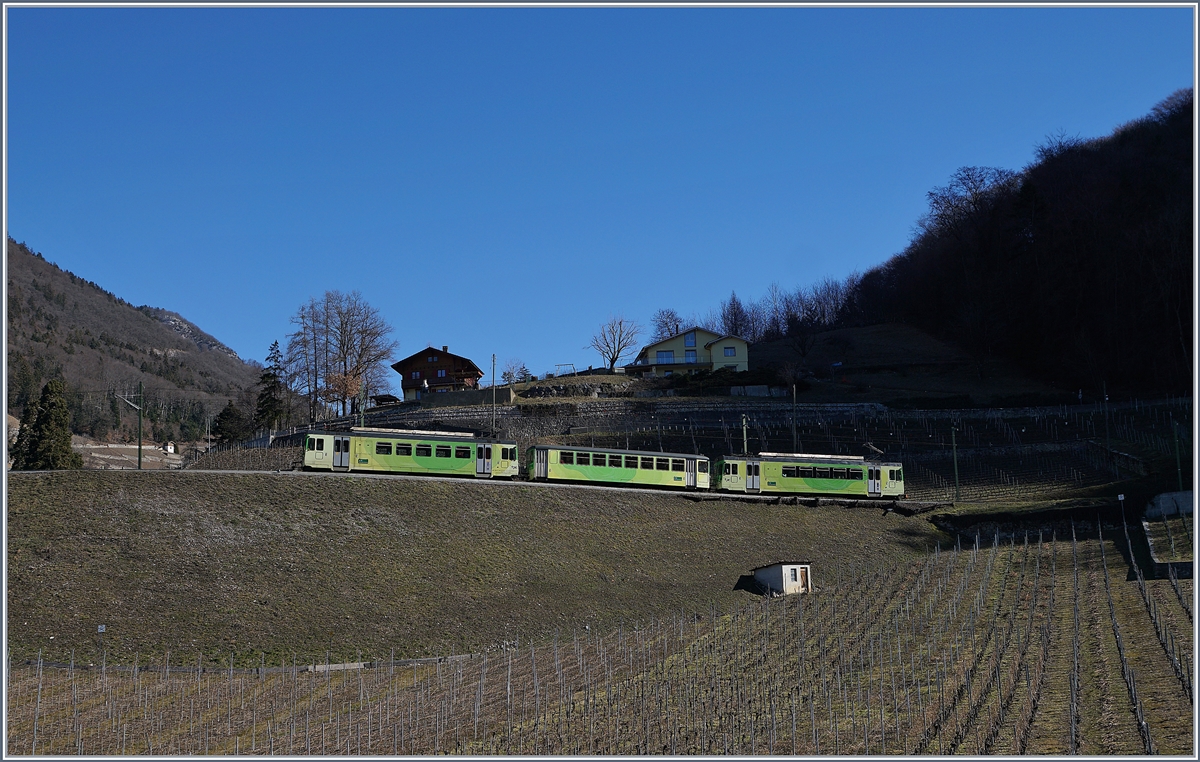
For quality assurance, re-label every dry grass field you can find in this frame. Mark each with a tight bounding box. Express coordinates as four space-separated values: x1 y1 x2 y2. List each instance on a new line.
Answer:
7 470 946 667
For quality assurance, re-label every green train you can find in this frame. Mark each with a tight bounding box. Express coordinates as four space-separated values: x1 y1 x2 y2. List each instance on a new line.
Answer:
303 427 520 479
714 452 905 498
526 445 711 490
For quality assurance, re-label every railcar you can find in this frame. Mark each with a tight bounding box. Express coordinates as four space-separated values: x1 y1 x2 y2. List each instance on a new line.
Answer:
304 427 520 479
714 452 905 498
526 445 710 490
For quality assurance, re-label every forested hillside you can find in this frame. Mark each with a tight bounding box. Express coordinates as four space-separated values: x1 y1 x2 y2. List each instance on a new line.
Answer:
841 89 1192 394
6 238 260 441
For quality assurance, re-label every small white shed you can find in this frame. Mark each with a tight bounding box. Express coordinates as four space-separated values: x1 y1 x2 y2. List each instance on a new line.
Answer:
752 561 813 595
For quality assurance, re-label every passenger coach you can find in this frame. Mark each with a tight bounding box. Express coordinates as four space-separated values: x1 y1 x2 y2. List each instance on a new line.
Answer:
527 445 710 490
304 427 520 478
715 452 904 498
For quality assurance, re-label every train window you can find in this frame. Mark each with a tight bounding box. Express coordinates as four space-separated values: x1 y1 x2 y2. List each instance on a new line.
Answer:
723 463 730 475
671 459 684 472
595 454 609 467
375 442 392 455
816 467 830 478
577 453 590 466
560 451 574 465
641 456 654 469
416 444 432 457
697 461 708 474
397 443 412 456
435 446 451 458
656 458 669 471
307 438 315 451
625 456 638 469
503 447 515 460
333 439 341 453
799 467 813 478
609 455 623 467
732 463 739 475
455 446 471 459
782 466 796 478
316 439 324 451
849 468 862 480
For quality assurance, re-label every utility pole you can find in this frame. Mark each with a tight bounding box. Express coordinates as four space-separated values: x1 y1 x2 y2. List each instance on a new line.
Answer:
116 383 144 470
742 414 748 455
1173 416 1183 491
491 354 497 435
951 424 960 503
791 384 797 453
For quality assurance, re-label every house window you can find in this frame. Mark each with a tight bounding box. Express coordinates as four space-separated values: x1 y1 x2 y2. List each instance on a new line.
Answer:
435 445 452 458
656 350 674 364
437 369 447 378
415 444 432 457
724 364 738 370
790 568 798 582
685 350 697 363
375 442 392 455
724 346 736 357
428 356 438 362
411 371 420 379
684 332 696 347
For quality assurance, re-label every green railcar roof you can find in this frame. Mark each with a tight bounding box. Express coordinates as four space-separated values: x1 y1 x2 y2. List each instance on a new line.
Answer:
718 453 902 467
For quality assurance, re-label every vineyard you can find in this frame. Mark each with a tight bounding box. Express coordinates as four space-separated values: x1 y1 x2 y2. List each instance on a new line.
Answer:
8 522 1192 755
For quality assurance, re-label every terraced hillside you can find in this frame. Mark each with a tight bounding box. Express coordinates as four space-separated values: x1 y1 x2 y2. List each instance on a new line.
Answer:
7 524 1192 755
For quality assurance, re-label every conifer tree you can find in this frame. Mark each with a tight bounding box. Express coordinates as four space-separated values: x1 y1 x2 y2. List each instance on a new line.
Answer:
12 379 82 470
254 341 287 430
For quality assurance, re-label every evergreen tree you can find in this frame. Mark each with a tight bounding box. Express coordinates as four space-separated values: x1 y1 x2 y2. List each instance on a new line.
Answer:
9 395 40 470
254 341 286 431
213 400 250 443
13 379 83 470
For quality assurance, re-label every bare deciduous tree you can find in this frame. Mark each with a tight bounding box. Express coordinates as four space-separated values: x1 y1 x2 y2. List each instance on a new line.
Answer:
589 316 642 371
650 309 684 341
285 290 398 420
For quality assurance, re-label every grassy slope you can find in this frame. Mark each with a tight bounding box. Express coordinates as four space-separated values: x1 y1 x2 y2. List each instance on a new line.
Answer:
6 471 950 666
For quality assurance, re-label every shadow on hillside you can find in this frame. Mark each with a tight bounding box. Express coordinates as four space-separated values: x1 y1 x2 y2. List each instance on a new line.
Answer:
733 574 768 596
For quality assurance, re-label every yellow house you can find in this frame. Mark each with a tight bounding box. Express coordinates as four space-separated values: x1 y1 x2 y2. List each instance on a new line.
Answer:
626 326 749 377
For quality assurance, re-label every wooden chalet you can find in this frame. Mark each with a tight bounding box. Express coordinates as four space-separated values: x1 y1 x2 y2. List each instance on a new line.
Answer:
391 345 485 401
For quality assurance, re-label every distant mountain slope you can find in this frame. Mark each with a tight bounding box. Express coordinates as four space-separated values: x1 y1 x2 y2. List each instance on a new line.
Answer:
6 238 260 437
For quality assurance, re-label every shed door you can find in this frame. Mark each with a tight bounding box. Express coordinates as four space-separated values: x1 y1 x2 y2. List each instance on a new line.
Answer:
333 436 351 469
746 460 760 492
476 445 492 475
535 448 548 479
685 458 697 488
868 466 882 496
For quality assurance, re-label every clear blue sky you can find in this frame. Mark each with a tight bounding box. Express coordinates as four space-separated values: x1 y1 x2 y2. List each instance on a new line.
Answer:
5 5 1194 387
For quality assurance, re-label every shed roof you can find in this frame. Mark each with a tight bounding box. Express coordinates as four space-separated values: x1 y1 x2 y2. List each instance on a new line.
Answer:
750 561 812 572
